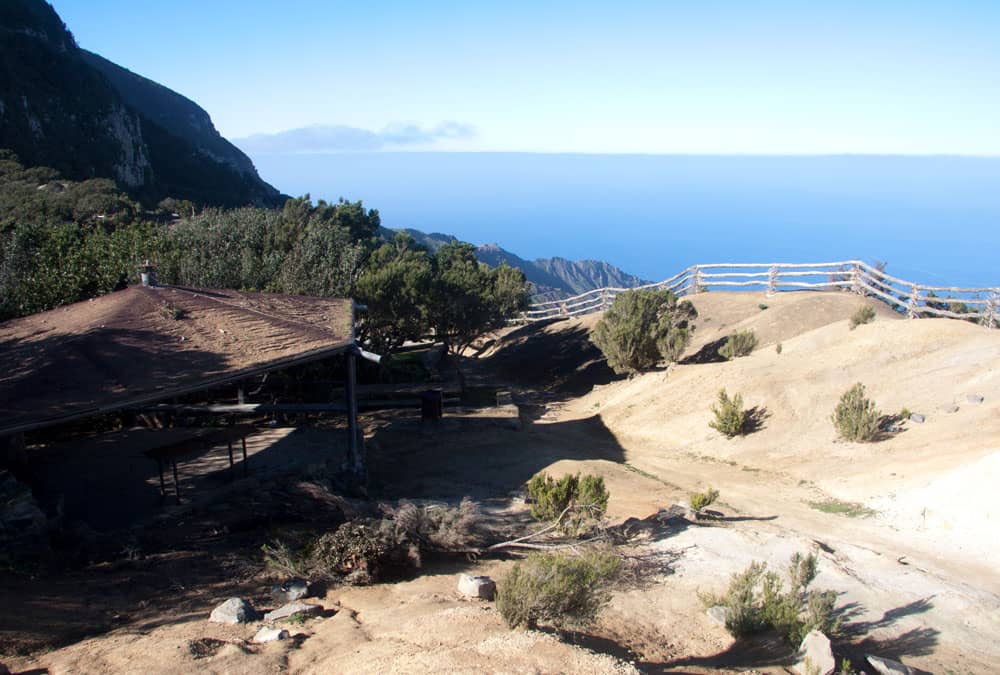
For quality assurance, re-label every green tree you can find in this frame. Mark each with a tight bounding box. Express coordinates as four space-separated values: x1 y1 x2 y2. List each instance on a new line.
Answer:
428 242 529 354
590 288 698 374
355 233 434 353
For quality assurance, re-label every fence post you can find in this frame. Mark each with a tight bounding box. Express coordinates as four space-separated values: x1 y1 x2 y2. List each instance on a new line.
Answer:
690 266 702 295
907 285 920 319
559 302 568 317
986 290 999 329
767 265 778 296
851 263 862 294
602 289 610 311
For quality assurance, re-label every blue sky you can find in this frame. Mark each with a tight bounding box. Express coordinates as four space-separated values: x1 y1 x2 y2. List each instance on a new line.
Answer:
53 1 1000 155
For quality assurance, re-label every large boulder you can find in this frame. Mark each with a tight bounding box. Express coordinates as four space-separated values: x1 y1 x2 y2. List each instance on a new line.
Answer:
209 598 255 624
793 630 835 675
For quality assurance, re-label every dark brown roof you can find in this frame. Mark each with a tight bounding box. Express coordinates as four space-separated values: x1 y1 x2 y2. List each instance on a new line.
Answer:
0 286 354 435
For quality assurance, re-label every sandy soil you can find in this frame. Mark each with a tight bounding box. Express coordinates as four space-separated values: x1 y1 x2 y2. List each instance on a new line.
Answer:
5 291 1000 674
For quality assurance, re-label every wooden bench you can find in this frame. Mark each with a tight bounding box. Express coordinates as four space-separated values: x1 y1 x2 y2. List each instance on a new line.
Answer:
144 425 255 504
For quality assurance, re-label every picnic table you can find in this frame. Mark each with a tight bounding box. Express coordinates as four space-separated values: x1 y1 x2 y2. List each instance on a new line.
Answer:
145 425 255 504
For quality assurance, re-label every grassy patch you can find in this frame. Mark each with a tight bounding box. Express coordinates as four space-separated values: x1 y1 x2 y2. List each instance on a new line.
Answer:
808 499 875 518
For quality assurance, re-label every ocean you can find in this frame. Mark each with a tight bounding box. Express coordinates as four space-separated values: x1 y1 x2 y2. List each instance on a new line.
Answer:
248 152 1000 288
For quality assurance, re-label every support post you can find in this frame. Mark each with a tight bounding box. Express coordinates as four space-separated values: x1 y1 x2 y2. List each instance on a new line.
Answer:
690 266 703 295
344 348 366 487
767 265 778 296
851 263 862 294
907 285 920 319
986 290 999 329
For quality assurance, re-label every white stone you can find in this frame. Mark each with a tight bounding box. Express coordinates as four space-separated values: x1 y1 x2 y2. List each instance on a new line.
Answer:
793 630 835 675
458 574 497 600
866 654 914 675
706 605 728 627
263 601 323 622
209 598 255 624
253 627 290 643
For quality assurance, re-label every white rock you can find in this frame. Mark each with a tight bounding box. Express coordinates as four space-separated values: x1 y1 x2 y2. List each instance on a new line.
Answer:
793 630 835 675
209 597 255 624
866 654 914 675
263 601 323 622
458 574 497 600
253 627 291 643
271 578 309 603
706 605 728 627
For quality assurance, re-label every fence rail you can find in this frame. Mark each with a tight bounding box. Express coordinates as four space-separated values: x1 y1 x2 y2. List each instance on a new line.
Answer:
518 260 999 328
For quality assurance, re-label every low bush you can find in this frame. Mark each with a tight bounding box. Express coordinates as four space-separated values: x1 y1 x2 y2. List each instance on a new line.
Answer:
849 304 876 330
262 498 484 584
527 472 609 535
497 549 621 629
775 343 782 355
700 551 839 646
718 329 758 360
831 383 881 442
590 288 698 374
689 487 720 512
709 388 748 437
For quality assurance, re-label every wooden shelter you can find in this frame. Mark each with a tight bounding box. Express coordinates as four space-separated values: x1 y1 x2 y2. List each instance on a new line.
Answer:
0 284 369 481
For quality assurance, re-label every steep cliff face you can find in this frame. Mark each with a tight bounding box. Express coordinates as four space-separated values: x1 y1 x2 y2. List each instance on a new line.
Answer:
0 0 281 207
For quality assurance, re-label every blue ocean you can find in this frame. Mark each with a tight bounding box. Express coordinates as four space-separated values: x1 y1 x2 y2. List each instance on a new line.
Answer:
249 153 1000 288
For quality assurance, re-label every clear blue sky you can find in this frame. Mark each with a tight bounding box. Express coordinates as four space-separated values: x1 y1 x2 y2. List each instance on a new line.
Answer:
51 0 1000 155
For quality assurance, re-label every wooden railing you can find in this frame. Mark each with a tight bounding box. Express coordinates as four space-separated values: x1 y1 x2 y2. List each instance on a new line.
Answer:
519 260 999 328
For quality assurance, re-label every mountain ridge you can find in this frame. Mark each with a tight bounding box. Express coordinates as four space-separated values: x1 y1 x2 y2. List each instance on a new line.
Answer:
379 226 650 300
0 0 281 207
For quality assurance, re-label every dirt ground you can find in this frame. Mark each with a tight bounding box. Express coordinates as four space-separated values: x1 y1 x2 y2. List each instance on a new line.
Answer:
4 291 1000 674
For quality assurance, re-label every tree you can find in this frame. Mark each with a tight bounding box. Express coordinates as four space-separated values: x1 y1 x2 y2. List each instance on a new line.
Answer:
428 242 529 354
590 288 698 374
355 233 434 353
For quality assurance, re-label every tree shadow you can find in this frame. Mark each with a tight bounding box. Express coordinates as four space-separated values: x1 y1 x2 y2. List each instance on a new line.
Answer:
679 336 730 365
744 406 770 434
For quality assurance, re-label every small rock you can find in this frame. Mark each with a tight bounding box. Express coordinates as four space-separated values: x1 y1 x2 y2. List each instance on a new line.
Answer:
967 394 985 404
263 601 324 622
909 413 925 423
271 578 309 603
706 605 728 627
253 627 291 643
793 630 835 675
947 404 960 413
866 654 914 675
658 504 697 522
458 574 497 600
209 597 255 624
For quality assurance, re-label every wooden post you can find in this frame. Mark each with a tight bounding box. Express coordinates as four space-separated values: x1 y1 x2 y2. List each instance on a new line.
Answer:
851 263 862 294
986 290 999 329
344 349 365 484
767 266 778 296
907 285 920 319
690 266 702 295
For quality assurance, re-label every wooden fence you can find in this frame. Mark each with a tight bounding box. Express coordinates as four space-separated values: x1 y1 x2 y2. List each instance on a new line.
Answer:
519 260 999 328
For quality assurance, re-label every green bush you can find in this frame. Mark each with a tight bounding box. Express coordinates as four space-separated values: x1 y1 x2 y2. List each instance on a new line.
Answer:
849 304 876 330
689 487 720 512
497 549 621 629
527 472 609 535
831 383 882 442
709 389 748 437
718 329 758 360
590 288 698 374
701 551 839 646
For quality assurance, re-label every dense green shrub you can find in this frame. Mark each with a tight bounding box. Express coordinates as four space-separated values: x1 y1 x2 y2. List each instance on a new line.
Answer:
700 551 839 646
590 288 698 374
709 389 748 437
831 383 882 442
718 329 758 360
689 487 720 512
848 304 876 330
527 472 609 535
497 549 621 629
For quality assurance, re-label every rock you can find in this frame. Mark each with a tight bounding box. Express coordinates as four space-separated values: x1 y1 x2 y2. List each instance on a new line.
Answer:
909 413 926 423
263 601 324 622
209 598 255 624
271 578 309 604
946 404 960 413
253 627 291 643
706 605 728 627
967 394 985 404
866 654 914 675
658 504 696 522
793 630 835 675
458 574 497 600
